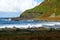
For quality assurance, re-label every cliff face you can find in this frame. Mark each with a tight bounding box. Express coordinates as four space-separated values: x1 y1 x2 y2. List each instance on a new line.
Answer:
20 0 60 19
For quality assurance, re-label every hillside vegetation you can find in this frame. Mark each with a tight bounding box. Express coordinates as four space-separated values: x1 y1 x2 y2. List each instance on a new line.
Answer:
20 0 60 20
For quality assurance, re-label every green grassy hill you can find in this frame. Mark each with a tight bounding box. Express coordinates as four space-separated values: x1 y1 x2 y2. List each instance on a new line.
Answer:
56 0 60 15
20 0 60 19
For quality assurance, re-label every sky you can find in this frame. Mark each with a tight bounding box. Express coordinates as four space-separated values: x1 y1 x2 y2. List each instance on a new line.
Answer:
0 0 44 18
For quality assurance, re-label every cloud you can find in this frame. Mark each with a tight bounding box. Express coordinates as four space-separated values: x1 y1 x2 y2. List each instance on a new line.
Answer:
0 0 43 12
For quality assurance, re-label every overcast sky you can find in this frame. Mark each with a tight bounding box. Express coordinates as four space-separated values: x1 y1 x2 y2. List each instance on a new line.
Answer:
0 0 44 18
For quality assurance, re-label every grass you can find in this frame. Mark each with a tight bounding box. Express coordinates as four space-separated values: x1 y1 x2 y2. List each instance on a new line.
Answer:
20 0 60 20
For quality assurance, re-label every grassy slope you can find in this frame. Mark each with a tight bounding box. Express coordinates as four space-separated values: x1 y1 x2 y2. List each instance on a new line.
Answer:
20 0 60 19
56 0 60 15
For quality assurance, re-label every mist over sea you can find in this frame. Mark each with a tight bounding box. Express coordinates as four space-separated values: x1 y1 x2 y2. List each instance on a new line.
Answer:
0 18 60 28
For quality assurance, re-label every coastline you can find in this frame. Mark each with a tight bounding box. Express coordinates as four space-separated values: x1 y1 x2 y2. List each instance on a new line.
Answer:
11 17 60 22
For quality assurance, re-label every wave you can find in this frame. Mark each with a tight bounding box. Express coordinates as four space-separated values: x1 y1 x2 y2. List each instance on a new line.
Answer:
0 19 60 28
0 22 60 28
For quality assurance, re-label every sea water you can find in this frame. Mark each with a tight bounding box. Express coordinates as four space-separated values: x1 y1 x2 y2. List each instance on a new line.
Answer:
0 18 60 28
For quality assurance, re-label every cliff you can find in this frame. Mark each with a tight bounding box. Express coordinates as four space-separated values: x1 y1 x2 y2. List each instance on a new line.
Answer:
19 0 60 20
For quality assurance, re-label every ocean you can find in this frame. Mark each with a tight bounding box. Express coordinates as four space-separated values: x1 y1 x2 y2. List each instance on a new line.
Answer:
0 18 60 28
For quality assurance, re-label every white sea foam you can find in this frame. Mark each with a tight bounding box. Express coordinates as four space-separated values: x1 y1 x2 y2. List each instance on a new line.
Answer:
0 22 60 28
0 23 42 28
